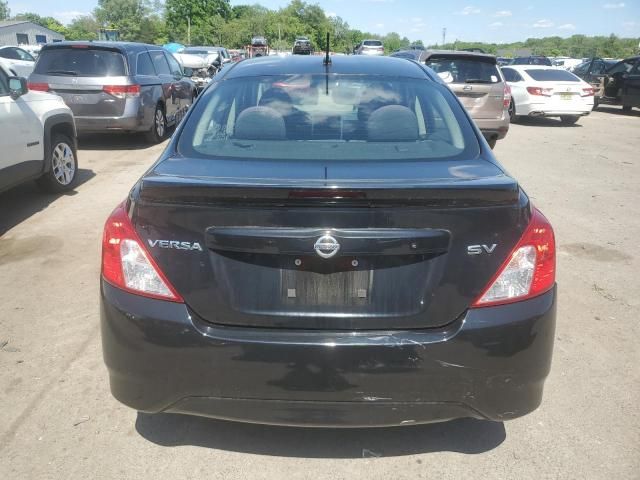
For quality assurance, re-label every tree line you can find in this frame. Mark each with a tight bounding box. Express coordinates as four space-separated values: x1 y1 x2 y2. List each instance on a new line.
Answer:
1 0 638 58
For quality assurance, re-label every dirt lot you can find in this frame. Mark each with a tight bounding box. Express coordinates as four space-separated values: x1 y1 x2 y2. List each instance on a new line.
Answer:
1 106 638 479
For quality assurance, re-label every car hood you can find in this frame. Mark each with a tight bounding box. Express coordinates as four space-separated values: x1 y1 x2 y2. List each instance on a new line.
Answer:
173 53 209 69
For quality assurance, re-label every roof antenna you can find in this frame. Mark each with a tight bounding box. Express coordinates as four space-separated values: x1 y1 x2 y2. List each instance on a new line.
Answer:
323 32 331 66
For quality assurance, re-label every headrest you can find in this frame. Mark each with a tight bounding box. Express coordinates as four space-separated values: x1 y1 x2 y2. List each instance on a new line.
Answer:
367 105 419 142
234 106 286 140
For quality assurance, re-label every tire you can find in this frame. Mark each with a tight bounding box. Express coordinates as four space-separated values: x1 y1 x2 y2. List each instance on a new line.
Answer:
487 137 497 149
145 104 167 143
508 99 519 123
622 105 632 112
36 133 78 193
560 115 580 125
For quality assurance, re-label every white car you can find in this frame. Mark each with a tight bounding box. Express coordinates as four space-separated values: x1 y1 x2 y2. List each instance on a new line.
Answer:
0 62 78 194
502 65 595 125
0 46 36 77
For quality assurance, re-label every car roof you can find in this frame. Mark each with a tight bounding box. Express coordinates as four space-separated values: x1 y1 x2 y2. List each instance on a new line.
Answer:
223 55 431 79
422 49 497 61
40 41 158 52
504 65 556 71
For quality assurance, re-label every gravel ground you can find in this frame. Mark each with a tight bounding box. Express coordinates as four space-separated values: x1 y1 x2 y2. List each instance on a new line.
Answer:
1 105 638 479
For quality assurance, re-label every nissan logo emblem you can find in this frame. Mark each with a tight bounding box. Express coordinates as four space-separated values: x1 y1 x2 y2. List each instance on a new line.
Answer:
314 234 340 259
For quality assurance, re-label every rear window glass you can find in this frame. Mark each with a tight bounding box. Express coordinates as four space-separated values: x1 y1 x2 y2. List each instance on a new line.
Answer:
179 74 478 162
425 58 501 84
526 69 580 82
512 57 552 66
34 48 126 76
363 41 383 47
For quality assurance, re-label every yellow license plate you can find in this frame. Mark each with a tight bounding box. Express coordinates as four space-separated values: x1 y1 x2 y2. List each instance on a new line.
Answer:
560 93 573 100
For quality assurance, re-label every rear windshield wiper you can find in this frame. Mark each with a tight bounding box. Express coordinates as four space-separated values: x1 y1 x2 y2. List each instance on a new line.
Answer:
465 79 492 84
46 69 79 76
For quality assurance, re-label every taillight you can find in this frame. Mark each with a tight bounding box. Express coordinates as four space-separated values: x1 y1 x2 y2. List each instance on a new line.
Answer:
503 83 511 108
472 207 555 307
581 87 595 97
526 86 553 97
27 82 49 92
103 84 140 99
101 202 183 302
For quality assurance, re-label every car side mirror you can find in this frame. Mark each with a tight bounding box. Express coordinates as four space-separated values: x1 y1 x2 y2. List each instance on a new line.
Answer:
183 67 193 77
8 76 28 99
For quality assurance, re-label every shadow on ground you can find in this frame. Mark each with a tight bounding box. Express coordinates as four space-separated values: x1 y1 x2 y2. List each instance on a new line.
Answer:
0 168 96 236
593 105 640 117
513 116 583 128
78 130 172 151
136 413 506 458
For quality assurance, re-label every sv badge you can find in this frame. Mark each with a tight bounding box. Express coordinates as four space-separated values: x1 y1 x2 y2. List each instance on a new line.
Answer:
467 244 497 255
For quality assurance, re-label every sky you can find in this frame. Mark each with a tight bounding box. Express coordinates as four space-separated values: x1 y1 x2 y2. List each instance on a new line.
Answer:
5 0 640 45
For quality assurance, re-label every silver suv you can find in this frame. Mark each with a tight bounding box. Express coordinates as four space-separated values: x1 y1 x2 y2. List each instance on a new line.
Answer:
355 40 384 56
391 49 510 148
28 42 197 143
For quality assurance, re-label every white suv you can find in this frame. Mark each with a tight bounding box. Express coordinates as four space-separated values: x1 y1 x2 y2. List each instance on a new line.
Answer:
0 62 78 194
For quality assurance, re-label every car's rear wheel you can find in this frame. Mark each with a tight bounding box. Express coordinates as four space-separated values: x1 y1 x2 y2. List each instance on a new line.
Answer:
487 137 497 149
508 99 519 123
622 105 632 113
560 115 580 125
145 104 166 143
37 133 78 193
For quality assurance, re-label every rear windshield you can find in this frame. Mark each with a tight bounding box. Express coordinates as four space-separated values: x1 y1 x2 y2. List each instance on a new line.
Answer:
425 57 501 84
526 69 580 82
179 74 478 162
363 41 383 47
34 48 126 77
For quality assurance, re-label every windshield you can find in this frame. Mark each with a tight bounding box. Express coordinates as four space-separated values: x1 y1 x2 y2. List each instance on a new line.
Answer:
425 58 501 84
526 69 580 82
34 48 126 76
179 74 478 162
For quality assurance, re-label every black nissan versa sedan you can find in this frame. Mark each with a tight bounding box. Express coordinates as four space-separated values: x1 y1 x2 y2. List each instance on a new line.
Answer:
100 55 557 427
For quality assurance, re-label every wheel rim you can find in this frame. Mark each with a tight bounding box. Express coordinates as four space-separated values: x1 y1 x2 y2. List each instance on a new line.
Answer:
51 142 75 185
155 109 165 137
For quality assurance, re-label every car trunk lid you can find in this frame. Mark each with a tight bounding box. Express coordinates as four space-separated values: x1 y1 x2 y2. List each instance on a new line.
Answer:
131 156 529 330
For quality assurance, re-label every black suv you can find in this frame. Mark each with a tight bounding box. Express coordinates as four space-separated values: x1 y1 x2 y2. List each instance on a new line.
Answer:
29 42 197 143
101 55 557 427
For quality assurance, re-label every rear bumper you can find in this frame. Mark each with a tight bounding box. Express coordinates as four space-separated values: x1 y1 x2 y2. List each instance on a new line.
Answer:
75 115 146 133
476 116 510 141
101 281 556 427
519 101 593 117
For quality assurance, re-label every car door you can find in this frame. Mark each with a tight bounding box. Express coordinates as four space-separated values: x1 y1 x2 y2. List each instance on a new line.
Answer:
164 51 191 118
621 59 640 105
0 68 42 190
603 59 635 99
148 50 178 124
502 68 528 109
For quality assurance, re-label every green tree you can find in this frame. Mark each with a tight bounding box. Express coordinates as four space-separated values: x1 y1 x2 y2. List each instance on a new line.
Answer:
66 15 100 41
165 0 231 44
94 0 152 42
0 0 9 20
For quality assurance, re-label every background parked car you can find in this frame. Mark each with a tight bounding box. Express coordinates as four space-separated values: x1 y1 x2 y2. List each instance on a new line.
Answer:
510 56 553 67
502 65 594 124
355 40 384 56
392 49 510 148
292 36 312 55
0 62 78 194
594 56 640 112
28 42 197 143
0 45 36 77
